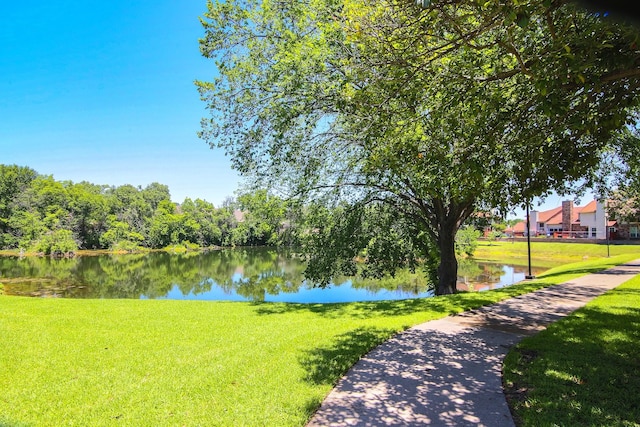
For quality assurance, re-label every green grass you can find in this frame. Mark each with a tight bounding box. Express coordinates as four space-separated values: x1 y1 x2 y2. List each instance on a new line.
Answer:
503 272 640 426
1 251 639 426
474 240 640 268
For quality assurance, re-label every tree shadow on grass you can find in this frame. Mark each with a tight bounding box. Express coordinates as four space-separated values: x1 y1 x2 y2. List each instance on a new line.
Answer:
252 297 480 319
536 261 640 281
252 279 549 319
301 397 326 426
299 326 395 386
505 303 640 426
0 419 30 427
253 261 633 321
606 287 640 297
536 267 612 280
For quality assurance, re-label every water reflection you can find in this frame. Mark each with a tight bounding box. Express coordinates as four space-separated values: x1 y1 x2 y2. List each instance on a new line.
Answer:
0 249 545 303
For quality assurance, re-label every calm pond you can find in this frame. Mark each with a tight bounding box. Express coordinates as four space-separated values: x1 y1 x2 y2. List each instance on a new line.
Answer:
0 249 546 303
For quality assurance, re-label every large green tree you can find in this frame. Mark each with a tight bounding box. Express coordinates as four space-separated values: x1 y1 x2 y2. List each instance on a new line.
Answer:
180 197 224 247
198 0 640 294
0 165 37 247
235 190 287 246
67 182 109 249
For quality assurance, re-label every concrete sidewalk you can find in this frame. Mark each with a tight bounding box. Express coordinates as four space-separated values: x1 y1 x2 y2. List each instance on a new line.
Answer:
307 260 640 427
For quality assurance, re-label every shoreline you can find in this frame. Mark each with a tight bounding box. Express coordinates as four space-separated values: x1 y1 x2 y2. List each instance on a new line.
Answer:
0 246 226 258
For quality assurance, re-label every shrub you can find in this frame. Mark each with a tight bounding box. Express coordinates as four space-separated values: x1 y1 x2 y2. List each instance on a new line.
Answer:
111 240 144 253
455 226 481 256
33 229 78 256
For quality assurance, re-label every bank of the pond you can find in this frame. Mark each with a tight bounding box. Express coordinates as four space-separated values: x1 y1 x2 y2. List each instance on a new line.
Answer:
1 254 638 426
0 245 224 257
473 240 640 268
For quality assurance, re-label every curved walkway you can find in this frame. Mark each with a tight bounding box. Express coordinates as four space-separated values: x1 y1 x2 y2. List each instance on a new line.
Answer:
307 260 640 427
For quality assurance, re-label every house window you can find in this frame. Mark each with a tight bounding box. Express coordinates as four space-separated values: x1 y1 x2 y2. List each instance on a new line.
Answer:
591 228 597 237
631 225 639 239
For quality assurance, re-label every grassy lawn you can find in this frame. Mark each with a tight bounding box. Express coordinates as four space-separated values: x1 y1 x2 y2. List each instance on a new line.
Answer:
474 240 640 268
1 247 639 426
503 273 640 426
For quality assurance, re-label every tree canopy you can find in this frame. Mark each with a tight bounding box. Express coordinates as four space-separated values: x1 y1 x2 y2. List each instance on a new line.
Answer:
198 0 640 294
0 165 294 254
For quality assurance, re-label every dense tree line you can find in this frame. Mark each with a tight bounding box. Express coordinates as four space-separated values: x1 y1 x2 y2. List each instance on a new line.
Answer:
0 164 295 254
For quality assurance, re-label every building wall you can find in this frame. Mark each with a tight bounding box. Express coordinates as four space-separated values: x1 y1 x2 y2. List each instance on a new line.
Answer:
562 201 573 231
617 222 640 240
541 200 608 239
579 201 608 239
579 212 599 238
529 211 539 235
566 224 588 238
596 201 607 239
580 211 595 228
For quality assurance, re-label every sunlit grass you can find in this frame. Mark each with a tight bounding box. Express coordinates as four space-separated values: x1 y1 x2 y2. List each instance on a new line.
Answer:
1 252 639 426
474 240 640 268
503 273 640 426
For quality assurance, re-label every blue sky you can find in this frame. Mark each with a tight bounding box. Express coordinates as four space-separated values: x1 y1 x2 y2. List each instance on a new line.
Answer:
1 1 240 206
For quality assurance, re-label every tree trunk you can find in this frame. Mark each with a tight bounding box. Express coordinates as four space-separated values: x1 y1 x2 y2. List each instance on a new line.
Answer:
436 220 458 295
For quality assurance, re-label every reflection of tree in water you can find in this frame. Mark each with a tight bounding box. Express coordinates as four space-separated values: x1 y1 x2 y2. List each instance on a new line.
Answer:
457 259 505 291
349 269 433 295
96 254 166 298
0 249 308 300
347 259 507 295
0 256 85 297
481 263 507 283
1 251 527 300
208 249 307 301
457 258 483 291
162 249 309 301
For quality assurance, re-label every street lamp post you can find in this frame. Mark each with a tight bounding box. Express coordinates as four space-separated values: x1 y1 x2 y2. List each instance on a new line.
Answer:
525 203 535 279
606 213 610 258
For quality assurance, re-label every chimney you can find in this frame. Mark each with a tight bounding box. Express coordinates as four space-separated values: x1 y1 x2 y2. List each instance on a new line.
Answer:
529 210 538 235
562 200 573 232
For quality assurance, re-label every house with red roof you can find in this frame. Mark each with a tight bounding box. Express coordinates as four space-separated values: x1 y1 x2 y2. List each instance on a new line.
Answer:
506 200 617 239
505 221 526 237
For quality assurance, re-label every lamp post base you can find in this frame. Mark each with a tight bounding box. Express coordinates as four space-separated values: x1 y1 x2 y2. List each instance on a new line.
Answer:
525 275 536 280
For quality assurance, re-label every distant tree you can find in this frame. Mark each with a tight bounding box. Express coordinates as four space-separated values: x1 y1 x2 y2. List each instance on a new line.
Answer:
106 184 152 236
147 200 179 248
67 182 109 249
33 229 77 256
235 190 287 246
141 183 171 213
99 217 145 251
0 164 238 252
0 165 38 247
180 198 223 246
607 188 640 222
6 210 45 249
24 176 71 229
492 223 507 233
486 230 503 245
456 226 482 257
